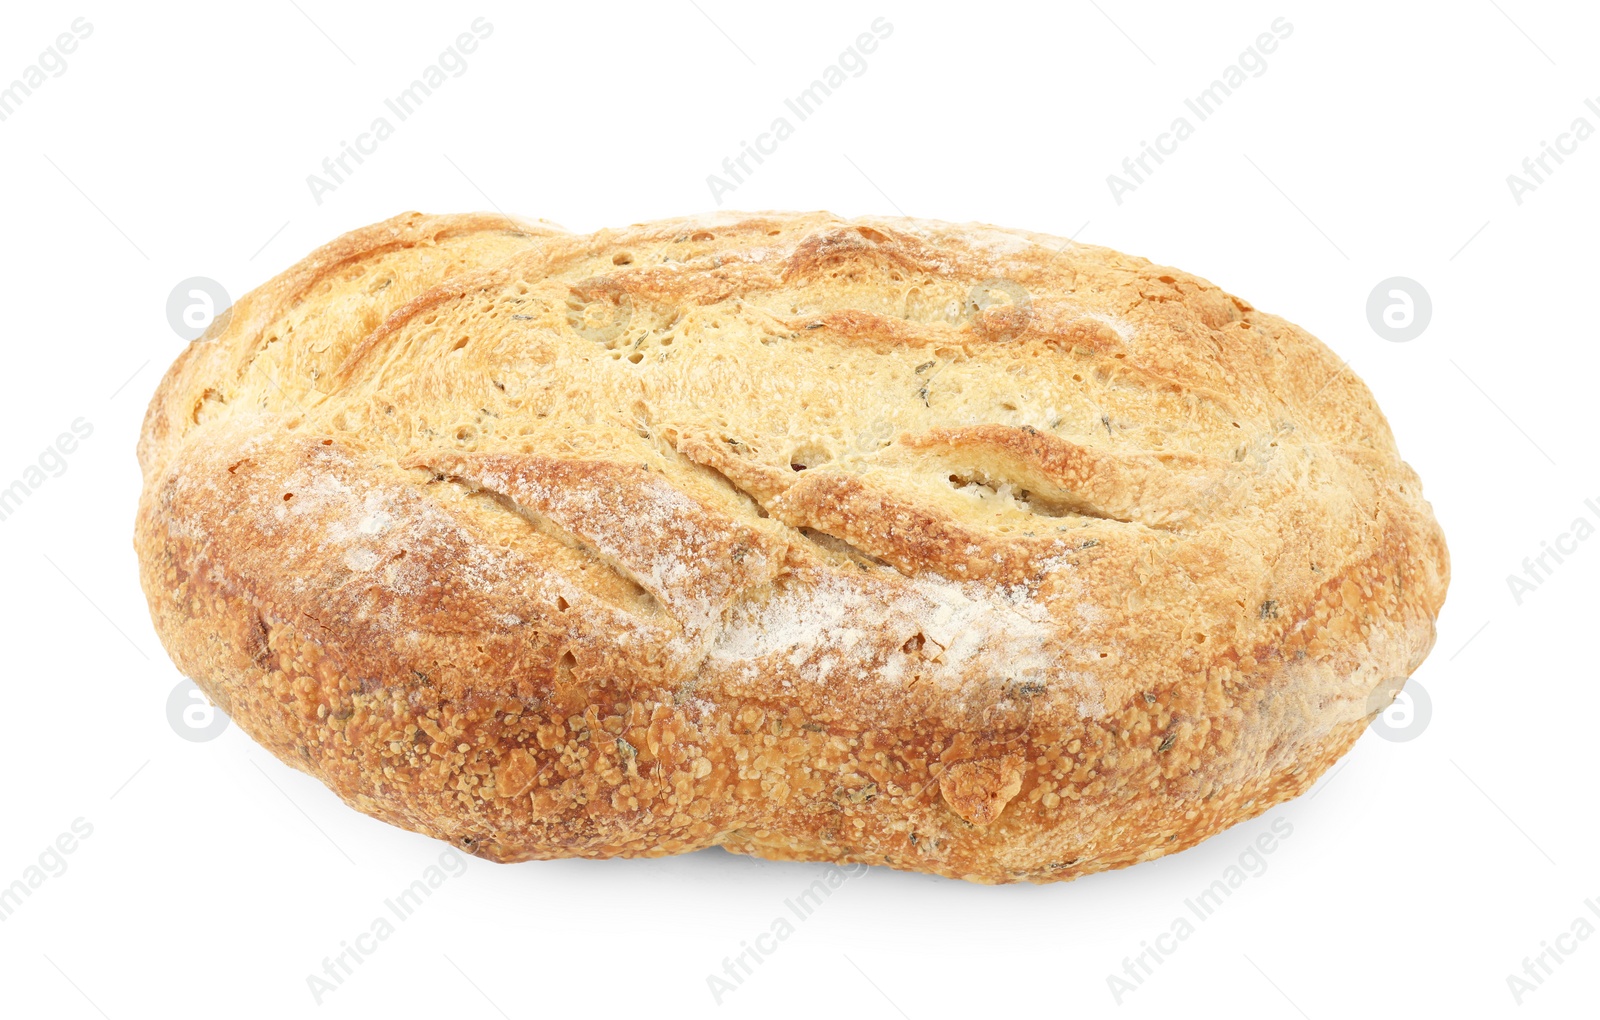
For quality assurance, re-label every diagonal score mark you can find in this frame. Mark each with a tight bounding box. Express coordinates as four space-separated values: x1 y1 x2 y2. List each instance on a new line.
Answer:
250 759 358 866
1450 620 1490 660
442 153 528 237
1308 757 1351 800
843 154 907 216
843 955 914 1020
236 357 313 422
687 0 757 66
1305 354 1353 410
44 155 149 260
250 220 291 261
1486 0 1557 66
286 0 357 65
1449 359 1556 465
1450 220 1491 261
109 759 152 800
1242 154 1349 260
250 358 291 399
109 360 151 401
1451 759 1557 866
444 954 512 1019
1087 0 1157 66
1243 954 1312 1019
42 554 149 661
1041 221 1093 257
44 955 112 1020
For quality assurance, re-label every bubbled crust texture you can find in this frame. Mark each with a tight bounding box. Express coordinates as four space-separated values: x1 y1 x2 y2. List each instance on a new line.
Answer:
135 210 1448 883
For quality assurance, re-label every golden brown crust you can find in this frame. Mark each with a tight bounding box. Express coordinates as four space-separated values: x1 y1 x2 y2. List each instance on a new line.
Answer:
134 210 1449 883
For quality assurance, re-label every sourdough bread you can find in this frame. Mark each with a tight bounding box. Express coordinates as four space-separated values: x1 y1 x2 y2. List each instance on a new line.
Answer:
135 211 1448 883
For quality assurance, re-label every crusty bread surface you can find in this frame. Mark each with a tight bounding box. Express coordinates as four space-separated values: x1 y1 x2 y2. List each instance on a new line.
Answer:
135 211 1448 883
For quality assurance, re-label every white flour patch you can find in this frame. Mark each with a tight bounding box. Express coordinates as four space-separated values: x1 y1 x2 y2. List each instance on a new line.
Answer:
357 510 394 535
260 457 514 604
1086 312 1136 342
709 563 1100 711
343 547 380 571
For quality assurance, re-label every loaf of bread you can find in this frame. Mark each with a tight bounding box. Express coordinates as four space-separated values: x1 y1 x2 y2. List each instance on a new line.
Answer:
135 211 1448 883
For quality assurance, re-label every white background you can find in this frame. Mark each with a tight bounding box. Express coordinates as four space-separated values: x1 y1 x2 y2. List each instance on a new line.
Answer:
1 1 1595 1017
